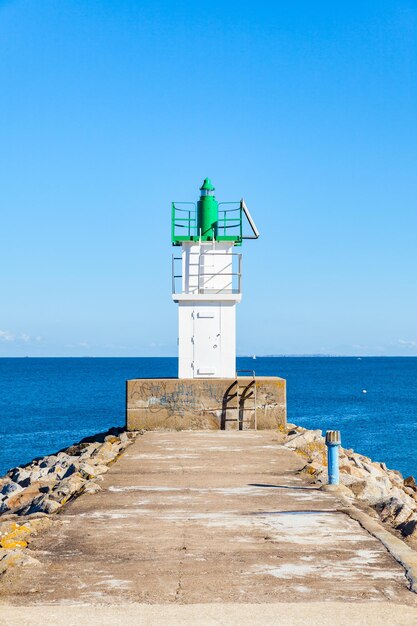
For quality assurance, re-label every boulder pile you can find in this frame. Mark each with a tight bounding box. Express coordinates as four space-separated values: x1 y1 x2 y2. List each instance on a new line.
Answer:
285 424 417 542
0 427 137 519
0 427 138 577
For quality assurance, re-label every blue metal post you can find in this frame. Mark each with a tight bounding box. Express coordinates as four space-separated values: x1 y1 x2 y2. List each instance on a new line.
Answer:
326 430 341 485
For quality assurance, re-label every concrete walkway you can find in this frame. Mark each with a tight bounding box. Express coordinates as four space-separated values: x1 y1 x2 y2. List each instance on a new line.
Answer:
1 431 417 624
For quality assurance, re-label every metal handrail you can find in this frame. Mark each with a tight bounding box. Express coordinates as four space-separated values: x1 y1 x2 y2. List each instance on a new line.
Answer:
172 200 243 244
235 370 257 430
237 369 256 377
172 251 242 295
172 202 198 242
218 202 242 241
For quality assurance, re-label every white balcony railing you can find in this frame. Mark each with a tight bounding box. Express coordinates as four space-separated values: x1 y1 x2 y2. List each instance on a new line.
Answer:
172 250 242 296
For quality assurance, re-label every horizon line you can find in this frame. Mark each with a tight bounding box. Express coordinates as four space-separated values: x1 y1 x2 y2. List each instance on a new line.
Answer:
1 354 417 359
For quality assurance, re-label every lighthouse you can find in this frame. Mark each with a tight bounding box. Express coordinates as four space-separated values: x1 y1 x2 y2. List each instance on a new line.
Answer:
126 181 286 432
172 179 259 379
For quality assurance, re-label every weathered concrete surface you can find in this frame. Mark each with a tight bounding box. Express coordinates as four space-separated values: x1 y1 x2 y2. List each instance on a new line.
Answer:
126 377 286 430
2 602 417 625
1 430 417 620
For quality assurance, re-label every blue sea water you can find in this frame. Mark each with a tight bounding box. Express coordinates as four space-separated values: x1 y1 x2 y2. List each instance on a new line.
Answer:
1 357 417 478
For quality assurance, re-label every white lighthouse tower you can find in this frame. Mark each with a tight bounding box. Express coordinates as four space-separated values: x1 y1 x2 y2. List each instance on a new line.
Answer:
172 179 259 379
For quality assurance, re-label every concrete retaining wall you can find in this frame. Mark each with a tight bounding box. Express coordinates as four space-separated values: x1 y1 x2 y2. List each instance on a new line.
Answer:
126 377 286 431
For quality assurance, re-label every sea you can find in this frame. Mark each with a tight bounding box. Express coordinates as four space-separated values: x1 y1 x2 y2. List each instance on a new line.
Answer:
1 357 417 479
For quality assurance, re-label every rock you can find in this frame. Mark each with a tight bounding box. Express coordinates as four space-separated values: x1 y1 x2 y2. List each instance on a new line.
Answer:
404 476 416 489
7 467 32 486
20 495 61 515
298 460 323 477
294 439 327 465
377 488 415 528
349 479 388 505
104 435 120 444
389 468 404 480
0 548 40 571
348 454 365 470
47 463 65 479
0 521 31 548
339 464 365 479
39 455 59 469
0 477 10 489
285 429 323 449
339 473 364 488
79 442 102 459
397 515 417 539
56 452 71 462
377 497 412 526
83 482 102 494
286 422 298 431
64 443 90 456
5 484 42 513
91 441 119 464
50 473 86 503
362 462 387 479
79 462 108 479
0 501 10 515
404 486 415 496
120 431 130 445
389 486 416 509
1 481 23 498
393 504 414 526
61 463 79 479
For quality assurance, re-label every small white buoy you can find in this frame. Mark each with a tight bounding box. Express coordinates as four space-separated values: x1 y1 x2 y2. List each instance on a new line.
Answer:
362 389 367 394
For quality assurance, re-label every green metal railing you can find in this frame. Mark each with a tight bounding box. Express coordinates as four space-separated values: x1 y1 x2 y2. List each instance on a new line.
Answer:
171 201 243 245
171 202 197 243
217 202 242 243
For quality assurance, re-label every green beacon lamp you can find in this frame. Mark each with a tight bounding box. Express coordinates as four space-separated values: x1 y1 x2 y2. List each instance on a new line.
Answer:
197 178 218 240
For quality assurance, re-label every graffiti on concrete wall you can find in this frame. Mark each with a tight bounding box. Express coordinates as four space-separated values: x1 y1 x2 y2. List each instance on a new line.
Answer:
129 380 225 417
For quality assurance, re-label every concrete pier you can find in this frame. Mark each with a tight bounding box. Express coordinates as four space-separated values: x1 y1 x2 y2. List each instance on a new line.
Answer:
1 431 417 624
126 376 286 430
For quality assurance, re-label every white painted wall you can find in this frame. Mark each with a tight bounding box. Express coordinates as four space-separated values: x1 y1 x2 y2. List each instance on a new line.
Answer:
178 301 236 378
181 242 235 294
175 242 240 379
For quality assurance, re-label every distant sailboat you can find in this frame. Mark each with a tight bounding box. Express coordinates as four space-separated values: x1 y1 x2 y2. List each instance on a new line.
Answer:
252 354 256 360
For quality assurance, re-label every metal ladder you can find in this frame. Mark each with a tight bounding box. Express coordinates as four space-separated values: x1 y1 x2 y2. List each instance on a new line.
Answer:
235 370 257 430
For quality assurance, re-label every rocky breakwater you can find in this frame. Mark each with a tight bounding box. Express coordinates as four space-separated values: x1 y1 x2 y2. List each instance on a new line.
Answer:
0 428 138 577
285 424 417 544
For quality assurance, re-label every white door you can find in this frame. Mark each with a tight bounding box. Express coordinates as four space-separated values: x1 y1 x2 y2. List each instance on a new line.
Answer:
193 304 221 377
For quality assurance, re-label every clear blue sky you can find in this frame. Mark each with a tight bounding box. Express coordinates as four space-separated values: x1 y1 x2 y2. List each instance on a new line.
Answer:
1 0 416 356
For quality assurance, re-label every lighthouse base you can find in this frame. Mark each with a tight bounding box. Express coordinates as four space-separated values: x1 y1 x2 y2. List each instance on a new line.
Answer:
126 377 286 431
